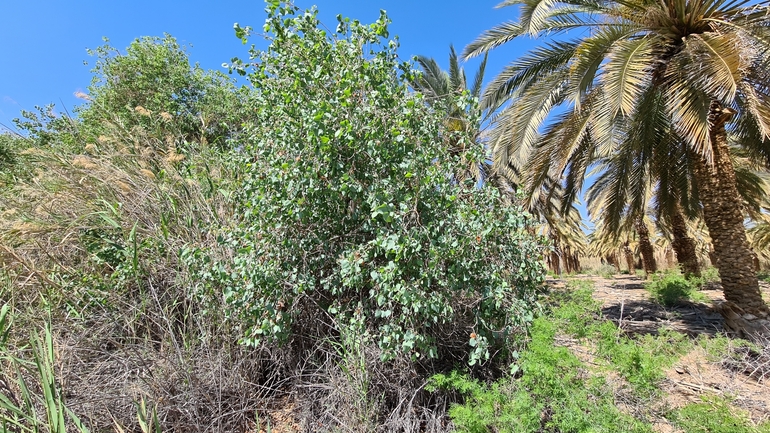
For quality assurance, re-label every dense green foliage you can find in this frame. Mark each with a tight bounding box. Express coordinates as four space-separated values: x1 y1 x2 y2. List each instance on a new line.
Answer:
187 4 546 365
3 1 769 431
16 35 246 150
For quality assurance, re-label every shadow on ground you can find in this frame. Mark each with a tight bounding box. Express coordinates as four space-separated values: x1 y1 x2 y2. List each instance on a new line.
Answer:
547 274 725 337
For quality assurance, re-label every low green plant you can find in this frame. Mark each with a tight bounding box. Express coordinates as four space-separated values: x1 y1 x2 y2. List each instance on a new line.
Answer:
547 280 691 396
429 286 655 432
547 280 600 338
689 266 721 289
594 264 617 278
646 272 709 307
670 396 770 433
596 325 692 397
0 304 91 433
429 314 653 433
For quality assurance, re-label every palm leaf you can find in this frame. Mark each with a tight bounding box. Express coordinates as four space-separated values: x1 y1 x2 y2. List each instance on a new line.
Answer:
602 37 653 116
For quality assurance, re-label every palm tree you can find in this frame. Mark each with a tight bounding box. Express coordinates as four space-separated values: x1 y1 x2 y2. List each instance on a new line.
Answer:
465 0 770 335
413 45 489 183
415 46 588 276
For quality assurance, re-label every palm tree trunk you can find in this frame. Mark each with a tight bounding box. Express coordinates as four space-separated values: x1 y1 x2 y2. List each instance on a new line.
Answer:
635 217 657 278
669 203 700 278
690 103 769 336
549 236 562 276
606 253 620 273
623 242 634 274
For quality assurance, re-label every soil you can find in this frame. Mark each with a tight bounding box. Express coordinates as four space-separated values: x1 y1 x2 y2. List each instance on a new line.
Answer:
548 274 770 431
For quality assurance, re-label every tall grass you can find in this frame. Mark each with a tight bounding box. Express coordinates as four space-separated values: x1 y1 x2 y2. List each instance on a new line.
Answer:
0 121 272 431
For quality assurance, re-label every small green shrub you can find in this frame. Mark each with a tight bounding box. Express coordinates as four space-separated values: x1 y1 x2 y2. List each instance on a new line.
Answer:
670 396 770 433
595 264 617 279
689 266 721 289
646 272 708 307
547 279 600 338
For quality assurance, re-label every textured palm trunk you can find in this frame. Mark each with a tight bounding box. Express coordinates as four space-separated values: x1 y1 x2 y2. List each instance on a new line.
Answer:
549 236 562 276
669 204 700 278
690 104 769 336
563 245 576 274
634 217 657 278
570 252 581 274
623 242 635 274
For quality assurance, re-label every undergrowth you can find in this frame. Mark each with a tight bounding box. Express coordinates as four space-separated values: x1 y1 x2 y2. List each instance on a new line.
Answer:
429 279 751 432
671 396 770 433
646 271 710 306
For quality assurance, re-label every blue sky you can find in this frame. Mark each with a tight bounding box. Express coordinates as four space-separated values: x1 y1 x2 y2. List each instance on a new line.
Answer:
0 0 534 131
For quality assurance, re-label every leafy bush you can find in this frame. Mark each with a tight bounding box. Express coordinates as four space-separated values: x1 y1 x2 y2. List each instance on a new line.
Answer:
189 4 546 365
689 266 721 289
15 35 247 151
646 272 709 307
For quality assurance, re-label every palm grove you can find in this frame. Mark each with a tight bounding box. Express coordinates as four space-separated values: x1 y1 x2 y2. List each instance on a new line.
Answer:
451 0 770 336
0 0 769 429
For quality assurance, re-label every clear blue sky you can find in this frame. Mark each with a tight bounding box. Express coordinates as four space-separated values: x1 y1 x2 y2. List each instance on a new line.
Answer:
0 0 534 131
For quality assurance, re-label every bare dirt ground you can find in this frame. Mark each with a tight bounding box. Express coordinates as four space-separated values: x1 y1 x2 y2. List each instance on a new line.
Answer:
548 274 770 431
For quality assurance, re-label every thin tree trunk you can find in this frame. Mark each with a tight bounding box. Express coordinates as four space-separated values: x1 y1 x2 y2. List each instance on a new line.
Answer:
623 242 634 274
669 203 700 278
606 253 620 273
635 217 657 278
690 103 769 336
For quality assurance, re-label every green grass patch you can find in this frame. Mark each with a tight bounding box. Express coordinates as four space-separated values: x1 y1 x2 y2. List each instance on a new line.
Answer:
646 272 709 307
670 396 770 433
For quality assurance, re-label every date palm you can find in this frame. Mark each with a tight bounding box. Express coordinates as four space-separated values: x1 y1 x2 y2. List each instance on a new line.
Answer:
413 45 489 183
415 46 588 274
588 128 768 278
465 0 770 334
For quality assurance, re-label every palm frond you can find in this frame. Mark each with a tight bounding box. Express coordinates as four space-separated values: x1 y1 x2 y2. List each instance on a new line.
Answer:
463 21 524 59
602 37 653 117
470 53 488 99
481 41 577 111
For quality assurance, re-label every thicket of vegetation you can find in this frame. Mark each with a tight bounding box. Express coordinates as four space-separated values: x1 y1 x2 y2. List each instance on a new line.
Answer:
1 0 769 431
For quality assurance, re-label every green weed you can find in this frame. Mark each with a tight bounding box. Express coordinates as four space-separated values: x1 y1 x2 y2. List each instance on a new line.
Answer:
430 291 655 433
646 272 709 306
670 396 770 433
596 325 692 397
